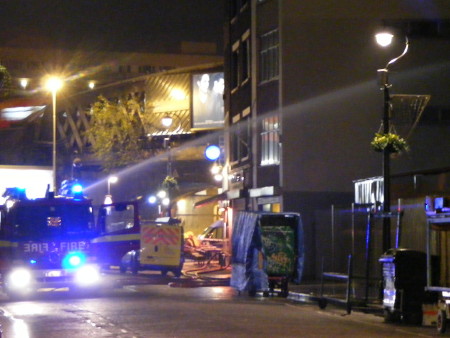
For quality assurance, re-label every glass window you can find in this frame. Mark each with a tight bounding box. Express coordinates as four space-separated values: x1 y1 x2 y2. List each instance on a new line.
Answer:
259 29 279 83
231 0 248 16
231 117 250 163
242 37 250 82
231 47 239 90
240 117 250 160
261 116 280 165
10 204 95 239
230 0 238 18
103 204 136 233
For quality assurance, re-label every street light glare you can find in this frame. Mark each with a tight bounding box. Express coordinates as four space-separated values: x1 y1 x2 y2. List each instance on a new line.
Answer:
157 190 167 199
104 195 113 205
20 78 28 89
161 116 173 127
108 176 118 184
375 33 394 47
46 77 63 92
170 88 186 100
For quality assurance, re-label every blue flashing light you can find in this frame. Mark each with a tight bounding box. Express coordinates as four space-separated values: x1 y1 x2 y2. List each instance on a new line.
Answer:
69 255 81 266
29 259 37 265
72 184 83 193
205 145 221 161
63 252 86 269
4 187 28 200
72 184 84 200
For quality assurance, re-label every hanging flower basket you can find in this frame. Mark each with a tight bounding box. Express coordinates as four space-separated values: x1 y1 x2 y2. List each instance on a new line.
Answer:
162 176 178 190
371 133 409 153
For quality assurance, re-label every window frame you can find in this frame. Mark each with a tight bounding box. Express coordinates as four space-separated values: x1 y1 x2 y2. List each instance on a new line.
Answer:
260 115 281 166
259 29 279 84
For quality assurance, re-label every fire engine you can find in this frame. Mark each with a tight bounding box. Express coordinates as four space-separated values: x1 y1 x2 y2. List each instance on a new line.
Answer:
0 186 101 298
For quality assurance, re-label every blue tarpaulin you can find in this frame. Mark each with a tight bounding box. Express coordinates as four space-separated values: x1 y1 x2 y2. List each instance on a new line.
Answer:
230 211 304 293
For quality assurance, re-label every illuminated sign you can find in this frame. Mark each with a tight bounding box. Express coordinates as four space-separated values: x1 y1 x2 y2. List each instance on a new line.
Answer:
191 72 224 129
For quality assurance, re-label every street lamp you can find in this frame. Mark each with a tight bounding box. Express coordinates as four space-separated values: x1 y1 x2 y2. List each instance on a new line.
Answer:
161 115 173 128
107 175 118 195
103 176 118 205
45 76 63 193
375 32 409 252
20 78 29 89
161 115 175 177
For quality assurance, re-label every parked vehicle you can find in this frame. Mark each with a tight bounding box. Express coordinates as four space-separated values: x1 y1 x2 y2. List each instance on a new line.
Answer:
198 219 227 249
119 218 184 277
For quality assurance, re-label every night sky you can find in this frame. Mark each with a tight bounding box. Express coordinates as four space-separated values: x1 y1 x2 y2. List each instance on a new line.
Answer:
0 0 224 53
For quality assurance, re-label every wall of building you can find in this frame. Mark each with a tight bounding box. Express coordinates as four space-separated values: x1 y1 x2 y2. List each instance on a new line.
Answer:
224 0 450 280
259 0 450 279
280 1 450 194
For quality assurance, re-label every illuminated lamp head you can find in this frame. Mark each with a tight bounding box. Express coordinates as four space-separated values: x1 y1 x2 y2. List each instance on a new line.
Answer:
205 145 221 161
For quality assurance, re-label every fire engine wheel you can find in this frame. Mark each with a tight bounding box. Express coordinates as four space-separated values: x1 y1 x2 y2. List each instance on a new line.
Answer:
437 309 447 334
383 309 400 323
131 263 139 275
119 264 127 274
172 268 182 278
160 269 168 277
130 255 139 275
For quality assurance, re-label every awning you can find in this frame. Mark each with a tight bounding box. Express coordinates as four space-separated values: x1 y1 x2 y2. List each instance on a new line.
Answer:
0 96 48 110
0 96 48 125
194 192 227 208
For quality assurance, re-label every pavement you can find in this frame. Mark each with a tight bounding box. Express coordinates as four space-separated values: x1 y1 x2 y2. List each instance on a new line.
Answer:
123 257 388 322
180 259 385 316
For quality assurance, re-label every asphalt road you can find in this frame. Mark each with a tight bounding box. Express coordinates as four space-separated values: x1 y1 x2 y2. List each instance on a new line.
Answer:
0 272 442 337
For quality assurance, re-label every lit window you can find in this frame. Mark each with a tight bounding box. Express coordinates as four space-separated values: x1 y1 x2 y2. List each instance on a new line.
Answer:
261 116 280 166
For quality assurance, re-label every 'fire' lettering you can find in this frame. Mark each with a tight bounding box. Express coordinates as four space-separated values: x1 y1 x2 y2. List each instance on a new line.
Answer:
22 241 88 253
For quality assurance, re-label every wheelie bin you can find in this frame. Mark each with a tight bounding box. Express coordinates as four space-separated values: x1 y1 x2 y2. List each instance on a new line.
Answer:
379 248 427 325
230 212 304 297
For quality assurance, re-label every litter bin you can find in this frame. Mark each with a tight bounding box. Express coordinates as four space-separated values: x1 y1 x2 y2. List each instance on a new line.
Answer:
379 248 426 324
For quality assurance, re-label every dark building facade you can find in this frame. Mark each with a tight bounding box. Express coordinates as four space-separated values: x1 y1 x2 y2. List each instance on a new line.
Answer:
224 0 450 279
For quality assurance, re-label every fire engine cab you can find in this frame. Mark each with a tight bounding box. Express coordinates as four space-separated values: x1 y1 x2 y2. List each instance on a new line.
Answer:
0 186 101 298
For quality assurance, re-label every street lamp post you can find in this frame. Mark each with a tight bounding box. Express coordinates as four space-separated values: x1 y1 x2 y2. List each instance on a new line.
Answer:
104 176 118 205
107 176 118 195
161 115 174 217
162 115 173 177
375 32 409 252
46 77 63 193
